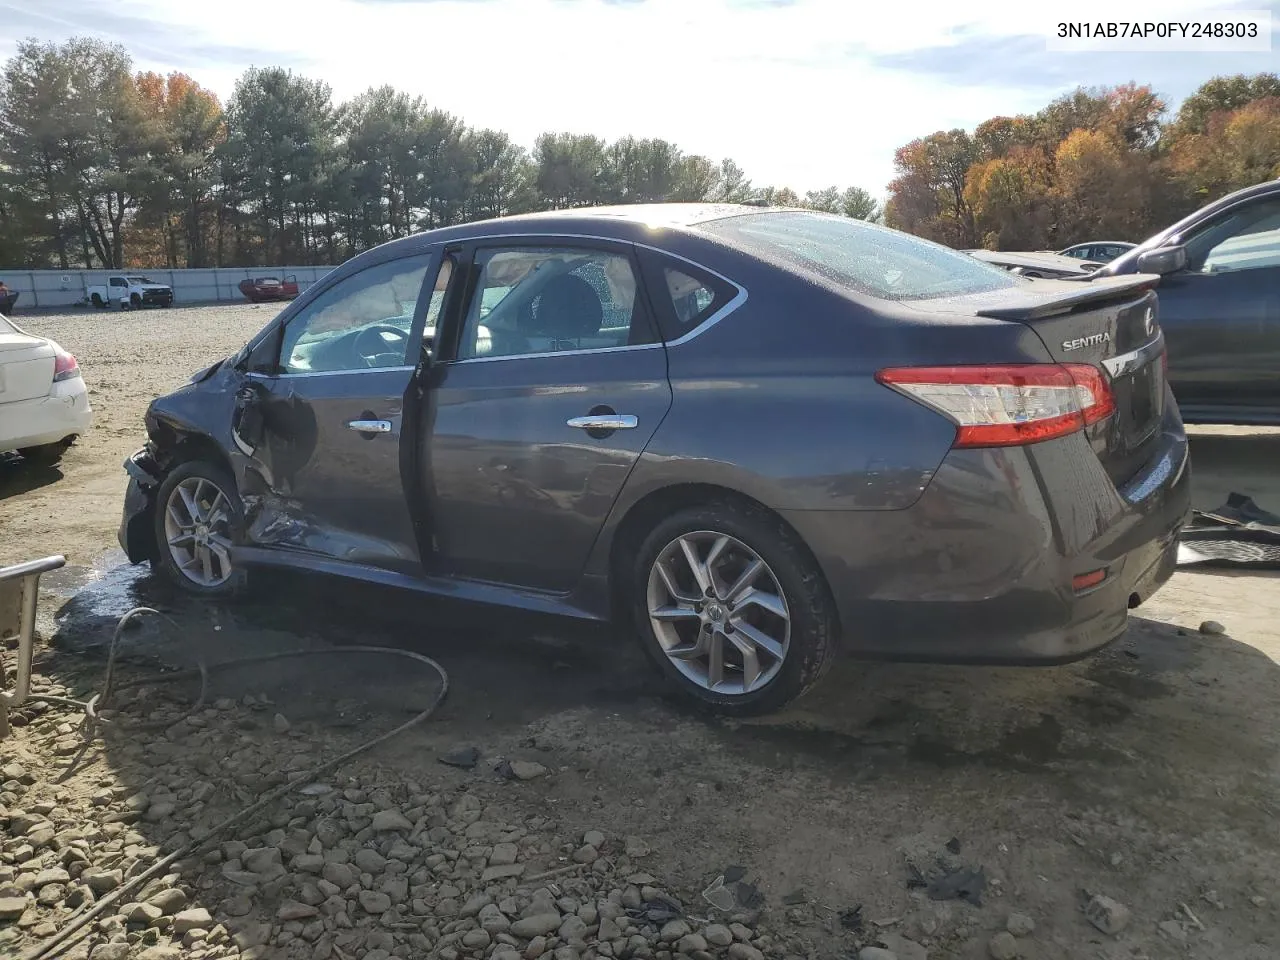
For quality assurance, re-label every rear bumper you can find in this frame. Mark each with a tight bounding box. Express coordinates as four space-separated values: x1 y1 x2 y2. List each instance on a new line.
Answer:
784 415 1191 665
0 381 93 451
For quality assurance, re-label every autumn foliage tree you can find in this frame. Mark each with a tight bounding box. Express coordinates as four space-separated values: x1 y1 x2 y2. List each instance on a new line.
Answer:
891 76 1277 251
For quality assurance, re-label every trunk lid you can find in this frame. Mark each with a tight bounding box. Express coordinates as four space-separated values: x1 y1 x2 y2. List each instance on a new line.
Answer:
972 275 1168 487
0 328 55 404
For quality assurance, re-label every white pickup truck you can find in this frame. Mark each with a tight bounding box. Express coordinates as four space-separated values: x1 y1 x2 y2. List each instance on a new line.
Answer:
87 275 174 310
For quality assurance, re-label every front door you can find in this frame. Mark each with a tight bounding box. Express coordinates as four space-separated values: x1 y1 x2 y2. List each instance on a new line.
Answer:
1160 196 1280 412
422 239 672 591
234 251 445 573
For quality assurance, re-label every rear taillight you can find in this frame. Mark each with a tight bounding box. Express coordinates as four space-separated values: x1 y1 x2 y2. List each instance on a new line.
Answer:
52 349 80 383
875 363 1115 447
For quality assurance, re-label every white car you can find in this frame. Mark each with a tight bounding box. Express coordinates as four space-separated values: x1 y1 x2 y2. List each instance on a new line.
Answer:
0 314 91 464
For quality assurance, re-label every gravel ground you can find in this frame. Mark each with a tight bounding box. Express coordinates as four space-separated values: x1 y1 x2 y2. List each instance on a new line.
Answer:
1 304 1279 960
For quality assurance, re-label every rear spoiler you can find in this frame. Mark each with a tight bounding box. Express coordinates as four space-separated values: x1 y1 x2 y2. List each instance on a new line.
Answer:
974 274 1161 321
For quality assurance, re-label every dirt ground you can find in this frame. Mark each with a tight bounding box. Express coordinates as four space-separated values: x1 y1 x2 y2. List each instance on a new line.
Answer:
2 304 1279 960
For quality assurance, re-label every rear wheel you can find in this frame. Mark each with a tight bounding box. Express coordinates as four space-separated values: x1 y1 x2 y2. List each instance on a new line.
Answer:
153 460 245 597
630 502 839 715
90 293 104 308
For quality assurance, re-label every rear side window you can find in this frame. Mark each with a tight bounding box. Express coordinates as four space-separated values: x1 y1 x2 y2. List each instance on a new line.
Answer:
638 250 738 341
702 211 1020 301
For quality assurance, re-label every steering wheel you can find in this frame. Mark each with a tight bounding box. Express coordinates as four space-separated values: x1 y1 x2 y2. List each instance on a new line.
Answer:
353 325 411 367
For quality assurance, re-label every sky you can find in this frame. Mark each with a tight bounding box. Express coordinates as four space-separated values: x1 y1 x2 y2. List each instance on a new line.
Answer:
1 0 1278 196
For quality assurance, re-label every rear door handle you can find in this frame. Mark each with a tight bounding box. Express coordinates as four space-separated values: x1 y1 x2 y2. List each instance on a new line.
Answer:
566 415 638 431
347 419 392 434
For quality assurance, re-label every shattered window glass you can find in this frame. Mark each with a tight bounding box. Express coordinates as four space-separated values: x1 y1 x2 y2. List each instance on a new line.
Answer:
703 211 1018 301
457 247 642 360
281 255 429 373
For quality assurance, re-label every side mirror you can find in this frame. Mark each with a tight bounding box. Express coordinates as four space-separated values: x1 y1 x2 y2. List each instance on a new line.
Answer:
1135 245 1187 275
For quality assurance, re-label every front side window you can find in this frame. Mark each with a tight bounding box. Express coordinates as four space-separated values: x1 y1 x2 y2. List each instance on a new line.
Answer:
456 247 648 360
280 255 429 373
1187 199 1280 275
703 211 1021 301
110 278 126 287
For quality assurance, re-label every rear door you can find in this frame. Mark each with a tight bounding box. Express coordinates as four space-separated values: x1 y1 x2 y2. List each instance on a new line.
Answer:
1153 195 1280 412
234 250 446 573
421 238 671 591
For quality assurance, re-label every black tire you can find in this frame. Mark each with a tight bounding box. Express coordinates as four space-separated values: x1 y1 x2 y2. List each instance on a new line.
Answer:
629 501 839 716
152 459 247 598
90 293 104 308
18 439 73 466
130 293 142 309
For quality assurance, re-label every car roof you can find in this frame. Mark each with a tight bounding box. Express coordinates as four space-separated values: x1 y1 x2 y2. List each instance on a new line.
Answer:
376 203 782 250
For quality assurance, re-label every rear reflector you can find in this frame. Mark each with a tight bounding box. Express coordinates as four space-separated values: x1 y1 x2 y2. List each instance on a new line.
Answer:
1072 569 1108 591
875 363 1115 447
52 349 80 383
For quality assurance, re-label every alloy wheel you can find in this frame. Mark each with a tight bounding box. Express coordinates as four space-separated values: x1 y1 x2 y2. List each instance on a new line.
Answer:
163 476 235 587
646 530 790 695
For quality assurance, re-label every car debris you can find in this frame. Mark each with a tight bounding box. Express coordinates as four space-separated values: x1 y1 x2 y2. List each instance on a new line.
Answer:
438 744 480 768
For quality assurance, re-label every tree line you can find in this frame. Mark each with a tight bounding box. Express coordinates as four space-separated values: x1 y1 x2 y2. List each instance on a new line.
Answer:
0 37 880 270
884 74 1280 250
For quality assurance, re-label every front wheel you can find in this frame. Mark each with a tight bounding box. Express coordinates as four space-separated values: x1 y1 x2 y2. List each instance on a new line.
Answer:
129 293 142 309
153 460 246 597
630 502 839 716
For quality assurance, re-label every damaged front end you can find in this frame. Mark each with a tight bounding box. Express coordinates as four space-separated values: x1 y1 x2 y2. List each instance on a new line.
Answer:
117 444 164 563
116 359 247 565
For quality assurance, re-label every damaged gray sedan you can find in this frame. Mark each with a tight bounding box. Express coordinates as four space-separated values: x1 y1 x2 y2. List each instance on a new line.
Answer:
119 204 1191 714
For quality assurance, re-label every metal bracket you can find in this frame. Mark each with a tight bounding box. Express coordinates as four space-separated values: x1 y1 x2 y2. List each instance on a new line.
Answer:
0 556 66 732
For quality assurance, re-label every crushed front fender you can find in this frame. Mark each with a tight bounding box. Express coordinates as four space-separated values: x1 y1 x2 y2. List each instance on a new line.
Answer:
117 446 162 563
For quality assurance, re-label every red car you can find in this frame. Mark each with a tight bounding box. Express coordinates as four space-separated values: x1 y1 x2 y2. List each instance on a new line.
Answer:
238 276 299 303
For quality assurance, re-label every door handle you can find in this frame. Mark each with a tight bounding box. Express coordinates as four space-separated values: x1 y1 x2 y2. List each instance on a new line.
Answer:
566 415 638 431
347 419 392 434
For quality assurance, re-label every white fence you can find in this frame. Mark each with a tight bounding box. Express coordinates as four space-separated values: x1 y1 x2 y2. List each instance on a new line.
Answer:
0 267 334 310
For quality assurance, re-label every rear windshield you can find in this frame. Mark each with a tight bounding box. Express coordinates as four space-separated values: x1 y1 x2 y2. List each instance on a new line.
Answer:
702 211 1021 301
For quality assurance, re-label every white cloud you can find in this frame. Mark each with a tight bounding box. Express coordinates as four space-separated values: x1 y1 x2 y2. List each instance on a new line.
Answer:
4 0 1274 194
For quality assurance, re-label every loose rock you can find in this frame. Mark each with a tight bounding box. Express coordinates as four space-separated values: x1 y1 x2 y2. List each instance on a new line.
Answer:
1199 620 1226 635
0 897 29 921
511 914 564 938
1085 895 1131 935
1006 912 1035 937
704 924 733 947
370 809 413 832
147 888 188 915
82 869 123 894
173 908 213 935
989 931 1018 959
508 761 548 781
